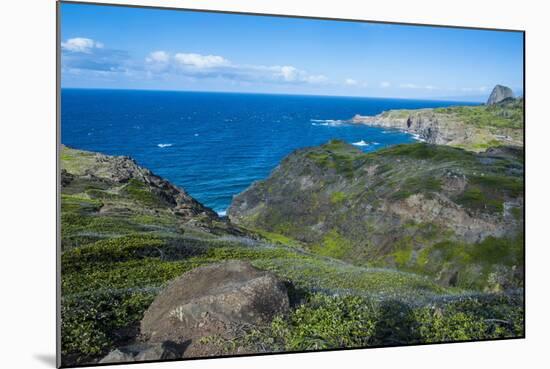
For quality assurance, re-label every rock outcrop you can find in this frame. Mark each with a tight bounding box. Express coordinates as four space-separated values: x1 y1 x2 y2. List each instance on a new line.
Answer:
60 145 245 238
140 261 290 348
351 94 523 152
487 85 514 105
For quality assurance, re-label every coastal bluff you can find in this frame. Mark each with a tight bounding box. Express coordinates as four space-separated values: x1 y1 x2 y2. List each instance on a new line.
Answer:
229 140 524 290
351 85 523 152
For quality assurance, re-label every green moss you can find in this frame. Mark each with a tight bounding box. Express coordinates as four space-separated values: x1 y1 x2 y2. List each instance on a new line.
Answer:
330 191 347 204
311 230 353 259
393 244 413 267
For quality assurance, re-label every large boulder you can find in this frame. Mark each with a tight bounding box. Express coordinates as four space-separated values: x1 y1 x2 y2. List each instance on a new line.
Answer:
140 260 290 345
487 85 514 105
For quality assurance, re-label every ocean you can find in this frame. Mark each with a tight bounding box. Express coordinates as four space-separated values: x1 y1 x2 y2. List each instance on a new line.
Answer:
61 89 472 214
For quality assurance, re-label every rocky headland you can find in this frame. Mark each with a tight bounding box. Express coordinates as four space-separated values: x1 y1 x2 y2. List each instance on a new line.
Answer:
228 140 524 289
351 86 523 152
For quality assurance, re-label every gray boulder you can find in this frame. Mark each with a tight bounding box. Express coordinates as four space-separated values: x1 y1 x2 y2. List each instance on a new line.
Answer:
98 349 135 364
140 260 290 344
99 342 188 364
487 85 514 105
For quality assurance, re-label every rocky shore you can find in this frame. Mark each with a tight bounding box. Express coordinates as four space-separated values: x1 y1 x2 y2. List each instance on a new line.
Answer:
351 86 523 152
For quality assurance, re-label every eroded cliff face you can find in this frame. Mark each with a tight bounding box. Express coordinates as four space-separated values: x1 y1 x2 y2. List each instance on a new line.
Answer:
229 141 524 289
61 145 244 249
351 97 523 152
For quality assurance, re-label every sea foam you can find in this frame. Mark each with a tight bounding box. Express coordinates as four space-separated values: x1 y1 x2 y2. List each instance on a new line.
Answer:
157 143 173 148
352 140 369 147
311 119 346 127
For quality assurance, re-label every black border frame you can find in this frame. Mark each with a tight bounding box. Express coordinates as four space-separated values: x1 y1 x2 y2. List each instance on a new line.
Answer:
56 1 526 368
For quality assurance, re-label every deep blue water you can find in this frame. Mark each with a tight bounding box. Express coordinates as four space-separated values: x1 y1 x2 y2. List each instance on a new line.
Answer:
61 89 471 213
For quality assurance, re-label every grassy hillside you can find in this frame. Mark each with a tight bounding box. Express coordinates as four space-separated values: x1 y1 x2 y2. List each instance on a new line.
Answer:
229 141 524 291
60 145 523 365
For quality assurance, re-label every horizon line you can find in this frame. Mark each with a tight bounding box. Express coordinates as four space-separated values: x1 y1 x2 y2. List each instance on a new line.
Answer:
60 86 487 104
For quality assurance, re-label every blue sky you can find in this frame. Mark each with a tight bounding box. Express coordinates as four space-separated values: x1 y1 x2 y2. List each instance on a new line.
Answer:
60 3 524 101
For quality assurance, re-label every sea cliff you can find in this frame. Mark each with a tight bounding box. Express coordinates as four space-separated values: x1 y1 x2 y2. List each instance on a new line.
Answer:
351 97 523 152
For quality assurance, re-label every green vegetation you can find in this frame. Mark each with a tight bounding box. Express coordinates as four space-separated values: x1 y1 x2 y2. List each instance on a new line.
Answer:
305 140 363 178
123 178 165 207
434 99 524 129
60 144 524 365
208 292 523 353
330 191 347 204
414 235 524 290
311 230 354 259
379 142 477 163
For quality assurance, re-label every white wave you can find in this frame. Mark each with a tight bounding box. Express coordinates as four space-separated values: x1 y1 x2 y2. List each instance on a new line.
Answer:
157 143 173 148
194 133 199 137
352 140 369 147
217 210 227 217
310 119 346 127
411 134 426 142
372 142 381 145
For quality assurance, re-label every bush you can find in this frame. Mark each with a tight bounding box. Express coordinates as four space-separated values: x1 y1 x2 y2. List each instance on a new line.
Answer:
209 292 523 354
242 294 378 352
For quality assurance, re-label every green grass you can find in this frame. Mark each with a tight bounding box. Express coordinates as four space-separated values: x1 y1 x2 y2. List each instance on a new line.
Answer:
330 191 347 204
379 143 477 164
122 179 164 207
311 230 354 259
414 235 524 290
434 101 524 130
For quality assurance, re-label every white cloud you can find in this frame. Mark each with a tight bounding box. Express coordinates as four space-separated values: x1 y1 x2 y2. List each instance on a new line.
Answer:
460 86 488 92
345 78 358 86
173 53 230 69
278 66 299 81
380 81 391 88
305 74 328 84
271 66 327 84
61 37 104 53
146 51 170 63
399 83 438 90
145 51 328 85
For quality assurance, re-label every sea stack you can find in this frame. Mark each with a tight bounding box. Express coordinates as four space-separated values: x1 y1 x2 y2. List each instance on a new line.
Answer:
487 84 514 105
